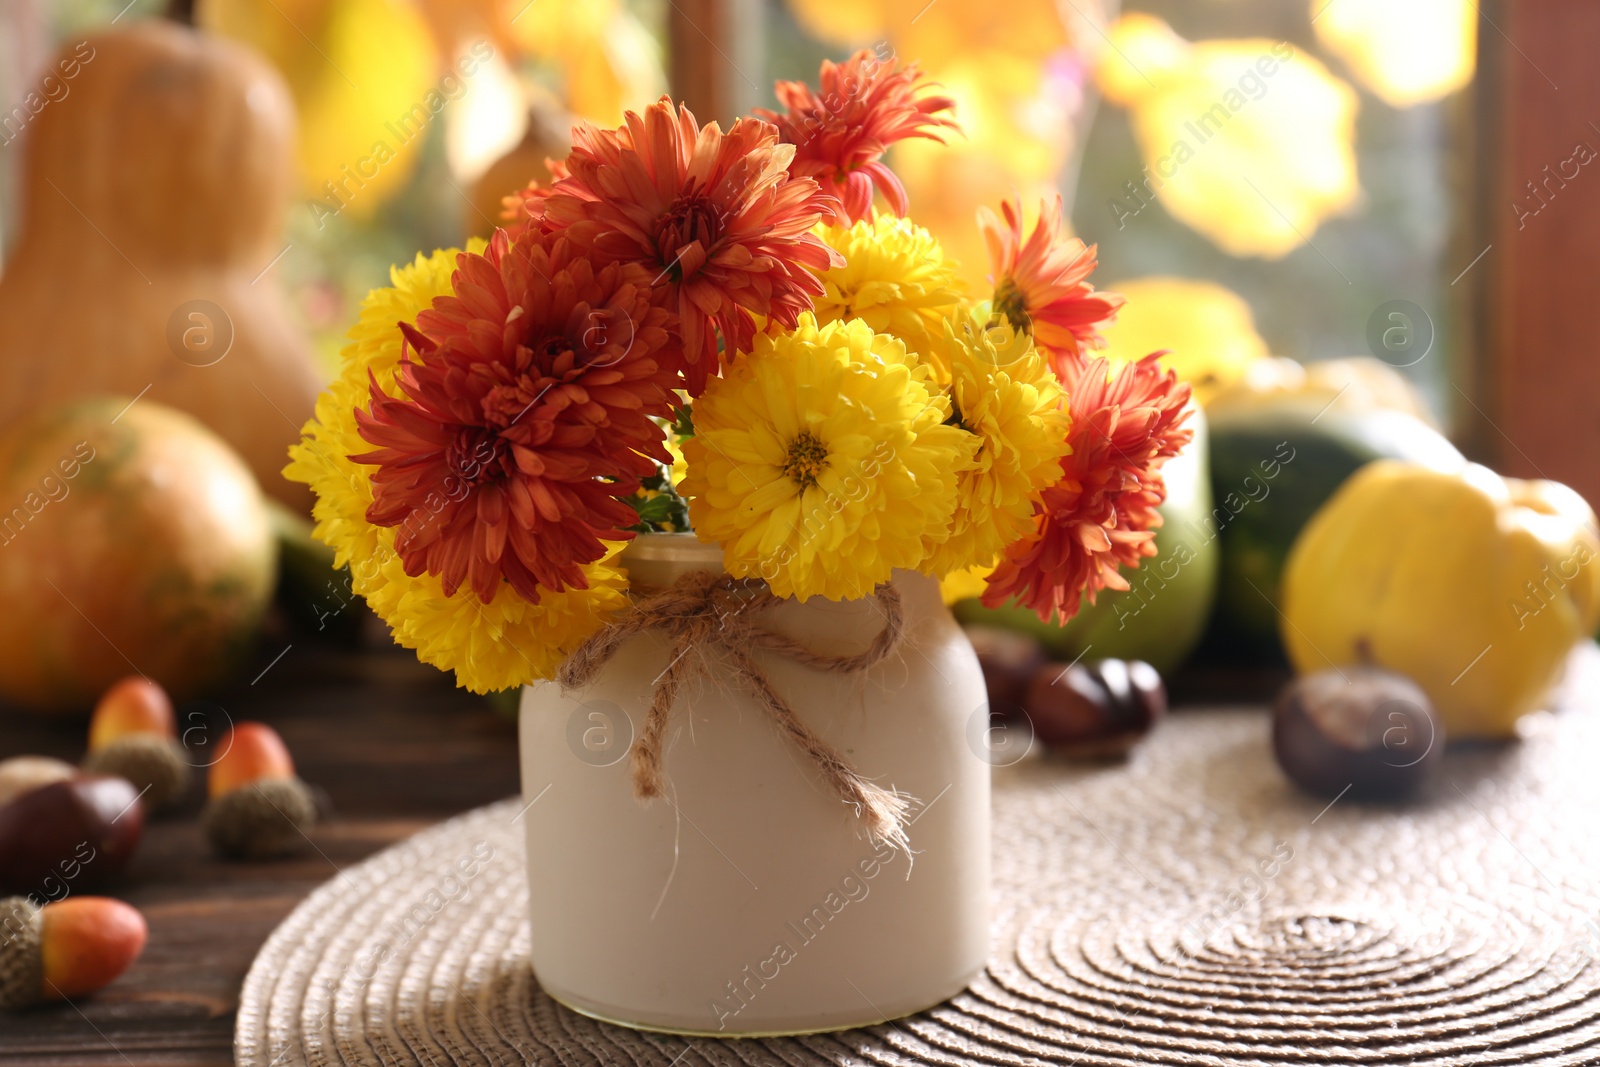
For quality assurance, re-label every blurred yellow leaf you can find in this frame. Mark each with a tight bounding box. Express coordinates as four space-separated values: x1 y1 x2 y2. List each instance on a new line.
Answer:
1099 277 1269 405
566 9 667 125
1096 13 1360 259
888 0 1072 68
784 0 890 46
505 0 618 55
205 0 439 219
780 0 1091 286
503 0 665 126
1313 0 1475 108
893 50 1084 287
785 0 1072 66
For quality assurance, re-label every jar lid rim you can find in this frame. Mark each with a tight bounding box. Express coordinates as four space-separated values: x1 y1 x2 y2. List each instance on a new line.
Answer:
621 532 725 565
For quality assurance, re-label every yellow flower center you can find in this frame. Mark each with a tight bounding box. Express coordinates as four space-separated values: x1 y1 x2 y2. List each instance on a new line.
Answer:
992 278 1031 332
783 431 829 489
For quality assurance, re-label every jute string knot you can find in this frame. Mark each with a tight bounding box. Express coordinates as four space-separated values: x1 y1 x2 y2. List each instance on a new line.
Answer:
558 571 916 852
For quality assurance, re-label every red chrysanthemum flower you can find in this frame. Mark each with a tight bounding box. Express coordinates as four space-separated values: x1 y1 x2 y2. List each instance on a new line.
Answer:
351 228 680 604
542 97 842 395
499 158 570 240
757 49 958 224
983 353 1193 623
980 195 1126 375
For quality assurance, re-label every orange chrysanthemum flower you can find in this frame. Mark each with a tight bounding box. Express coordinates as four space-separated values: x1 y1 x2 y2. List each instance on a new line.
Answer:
983 353 1192 623
499 158 570 240
980 195 1126 374
543 97 842 394
758 49 958 224
351 228 679 605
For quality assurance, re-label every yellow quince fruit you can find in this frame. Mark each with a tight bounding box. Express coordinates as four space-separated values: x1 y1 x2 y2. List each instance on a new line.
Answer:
1281 461 1600 738
1205 355 1438 427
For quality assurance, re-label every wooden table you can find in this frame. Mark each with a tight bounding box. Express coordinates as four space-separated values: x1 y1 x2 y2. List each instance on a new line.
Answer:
0 644 522 1066
0 618 1290 1066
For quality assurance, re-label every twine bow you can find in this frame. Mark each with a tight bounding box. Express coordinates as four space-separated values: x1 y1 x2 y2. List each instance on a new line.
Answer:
558 571 916 852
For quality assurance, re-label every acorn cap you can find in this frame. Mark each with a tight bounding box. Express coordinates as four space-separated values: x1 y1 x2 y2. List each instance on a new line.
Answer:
0 896 43 1010
83 736 190 810
202 778 317 860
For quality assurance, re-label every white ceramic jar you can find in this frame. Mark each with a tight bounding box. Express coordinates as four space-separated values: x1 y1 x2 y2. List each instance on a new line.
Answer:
518 533 990 1036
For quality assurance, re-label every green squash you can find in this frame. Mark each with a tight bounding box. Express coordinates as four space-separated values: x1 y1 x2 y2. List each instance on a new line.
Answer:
1200 402 1463 662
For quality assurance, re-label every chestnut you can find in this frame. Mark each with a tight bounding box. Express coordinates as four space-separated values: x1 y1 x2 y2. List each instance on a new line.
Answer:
0 776 144 898
0 756 75 810
1272 667 1442 800
1024 658 1168 758
965 625 1045 720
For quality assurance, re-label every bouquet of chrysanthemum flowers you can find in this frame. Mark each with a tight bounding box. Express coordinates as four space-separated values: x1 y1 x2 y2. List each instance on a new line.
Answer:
287 50 1193 695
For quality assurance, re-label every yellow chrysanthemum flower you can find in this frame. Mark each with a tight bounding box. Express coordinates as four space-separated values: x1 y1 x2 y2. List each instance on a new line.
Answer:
666 433 688 487
921 317 1071 577
681 315 975 601
809 214 965 367
939 563 994 605
283 243 628 693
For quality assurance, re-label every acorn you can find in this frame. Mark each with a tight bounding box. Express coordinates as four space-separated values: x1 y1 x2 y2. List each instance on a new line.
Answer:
965 625 1046 720
201 723 317 860
81 677 190 811
1024 658 1168 758
0 775 144 898
1273 666 1442 801
0 896 147 1009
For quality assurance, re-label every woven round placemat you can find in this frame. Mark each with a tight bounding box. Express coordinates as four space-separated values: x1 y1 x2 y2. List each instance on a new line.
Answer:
237 694 1600 1066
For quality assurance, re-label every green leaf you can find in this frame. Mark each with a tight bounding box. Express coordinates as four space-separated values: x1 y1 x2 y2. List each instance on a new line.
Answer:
671 404 695 440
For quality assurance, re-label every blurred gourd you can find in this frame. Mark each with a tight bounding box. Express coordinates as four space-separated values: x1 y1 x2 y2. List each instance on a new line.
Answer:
1204 377 1462 663
1282 462 1600 738
0 20 321 509
0 398 277 713
1206 356 1439 427
953 405 1220 675
467 97 573 238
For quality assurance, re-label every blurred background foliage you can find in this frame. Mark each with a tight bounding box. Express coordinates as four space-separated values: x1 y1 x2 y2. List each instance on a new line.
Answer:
1 0 1473 420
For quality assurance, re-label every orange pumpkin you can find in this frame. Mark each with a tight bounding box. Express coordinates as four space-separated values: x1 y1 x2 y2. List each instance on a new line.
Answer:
0 397 277 713
0 21 321 509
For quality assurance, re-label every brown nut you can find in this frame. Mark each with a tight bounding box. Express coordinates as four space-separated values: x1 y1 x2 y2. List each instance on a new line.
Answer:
0 776 144 898
1272 666 1442 801
965 625 1046 718
1024 659 1167 759
1093 659 1168 734
0 757 76 810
